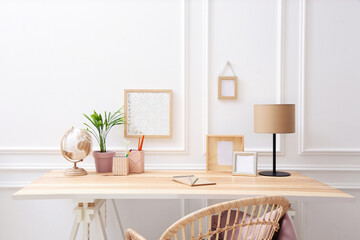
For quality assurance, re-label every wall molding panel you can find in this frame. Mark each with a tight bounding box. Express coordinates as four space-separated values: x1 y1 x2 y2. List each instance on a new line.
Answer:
2 163 360 172
298 0 360 155
0 0 189 156
203 0 286 155
0 182 30 189
202 0 209 154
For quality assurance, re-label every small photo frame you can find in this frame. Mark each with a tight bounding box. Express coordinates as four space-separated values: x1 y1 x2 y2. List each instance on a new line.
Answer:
206 135 244 171
232 152 257 176
218 76 238 99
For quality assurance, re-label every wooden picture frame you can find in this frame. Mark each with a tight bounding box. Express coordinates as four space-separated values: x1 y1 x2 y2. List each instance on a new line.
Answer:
124 89 173 138
232 152 257 176
206 135 244 171
218 76 238 99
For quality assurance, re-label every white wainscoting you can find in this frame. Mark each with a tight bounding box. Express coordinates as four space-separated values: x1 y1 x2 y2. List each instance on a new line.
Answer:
299 0 360 155
1 0 360 239
203 0 285 156
0 0 188 154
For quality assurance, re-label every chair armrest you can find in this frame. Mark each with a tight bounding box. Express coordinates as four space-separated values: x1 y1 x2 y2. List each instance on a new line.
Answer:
125 228 147 240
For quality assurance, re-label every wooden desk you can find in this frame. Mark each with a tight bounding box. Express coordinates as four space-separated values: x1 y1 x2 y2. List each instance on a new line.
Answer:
12 170 354 240
13 170 352 200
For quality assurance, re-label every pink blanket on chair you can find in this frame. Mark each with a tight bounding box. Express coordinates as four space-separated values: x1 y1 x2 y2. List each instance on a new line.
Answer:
211 211 297 240
273 213 297 240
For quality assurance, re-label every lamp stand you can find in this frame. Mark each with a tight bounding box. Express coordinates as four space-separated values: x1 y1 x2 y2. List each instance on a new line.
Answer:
259 134 291 177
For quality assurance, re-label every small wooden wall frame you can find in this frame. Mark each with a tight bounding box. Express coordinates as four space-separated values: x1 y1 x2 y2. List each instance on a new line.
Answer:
124 89 173 138
218 76 238 100
206 135 244 171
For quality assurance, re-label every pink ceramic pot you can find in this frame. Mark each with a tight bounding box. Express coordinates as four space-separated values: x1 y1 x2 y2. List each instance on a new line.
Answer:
93 151 116 173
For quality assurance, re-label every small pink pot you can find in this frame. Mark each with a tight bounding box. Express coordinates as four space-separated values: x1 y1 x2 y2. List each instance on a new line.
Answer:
93 151 116 173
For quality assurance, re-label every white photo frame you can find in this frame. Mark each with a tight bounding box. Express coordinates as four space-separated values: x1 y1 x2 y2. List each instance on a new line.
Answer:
124 89 173 138
232 152 257 176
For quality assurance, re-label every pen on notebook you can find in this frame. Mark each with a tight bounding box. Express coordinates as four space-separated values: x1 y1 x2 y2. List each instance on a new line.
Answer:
191 177 198 185
188 176 193 185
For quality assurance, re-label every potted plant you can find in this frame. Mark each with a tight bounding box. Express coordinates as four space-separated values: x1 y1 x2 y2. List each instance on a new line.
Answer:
84 108 125 173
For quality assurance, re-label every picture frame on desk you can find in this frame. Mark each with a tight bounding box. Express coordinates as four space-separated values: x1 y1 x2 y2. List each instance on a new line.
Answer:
206 135 244 171
232 152 257 176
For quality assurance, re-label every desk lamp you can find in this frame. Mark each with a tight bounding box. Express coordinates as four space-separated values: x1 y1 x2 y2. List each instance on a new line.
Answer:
254 104 295 177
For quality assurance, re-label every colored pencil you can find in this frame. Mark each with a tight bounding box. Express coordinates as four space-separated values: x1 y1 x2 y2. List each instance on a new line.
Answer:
139 135 145 151
125 149 132 158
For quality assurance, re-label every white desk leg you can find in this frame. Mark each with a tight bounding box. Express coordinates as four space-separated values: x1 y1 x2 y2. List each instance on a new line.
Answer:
71 200 108 240
83 222 90 240
101 200 106 228
83 202 92 240
70 207 82 240
111 199 125 239
95 209 107 240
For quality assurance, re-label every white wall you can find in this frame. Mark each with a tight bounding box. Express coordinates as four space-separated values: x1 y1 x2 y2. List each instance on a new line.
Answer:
1 0 360 239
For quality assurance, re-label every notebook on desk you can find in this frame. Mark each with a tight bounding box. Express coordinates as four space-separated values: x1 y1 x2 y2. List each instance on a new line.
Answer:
172 175 216 187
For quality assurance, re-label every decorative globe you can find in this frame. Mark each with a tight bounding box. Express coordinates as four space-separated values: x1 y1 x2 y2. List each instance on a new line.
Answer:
61 127 92 176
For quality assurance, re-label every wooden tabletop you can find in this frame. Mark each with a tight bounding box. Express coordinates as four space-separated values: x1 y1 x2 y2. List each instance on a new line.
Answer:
12 170 354 201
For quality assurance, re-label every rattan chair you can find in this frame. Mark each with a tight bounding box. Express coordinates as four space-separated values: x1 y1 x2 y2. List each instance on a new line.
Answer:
125 196 290 240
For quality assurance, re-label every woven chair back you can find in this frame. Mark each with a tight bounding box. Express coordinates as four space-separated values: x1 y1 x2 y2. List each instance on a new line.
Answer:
160 196 290 240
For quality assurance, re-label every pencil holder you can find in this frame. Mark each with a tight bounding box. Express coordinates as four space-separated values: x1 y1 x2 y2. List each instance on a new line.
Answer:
128 150 144 173
112 155 129 176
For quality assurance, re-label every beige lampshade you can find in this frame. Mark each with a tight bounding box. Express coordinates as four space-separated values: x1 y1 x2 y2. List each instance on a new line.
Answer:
254 104 295 133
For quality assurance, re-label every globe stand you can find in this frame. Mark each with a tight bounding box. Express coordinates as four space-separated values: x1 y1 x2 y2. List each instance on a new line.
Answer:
61 127 92 177
65 161 88 176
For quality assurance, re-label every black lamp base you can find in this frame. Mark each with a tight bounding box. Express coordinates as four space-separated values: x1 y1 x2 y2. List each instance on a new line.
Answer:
259 171 291 177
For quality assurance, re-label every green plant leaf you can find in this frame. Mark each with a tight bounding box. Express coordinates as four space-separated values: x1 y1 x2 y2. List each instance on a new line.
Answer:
83 107 125 152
